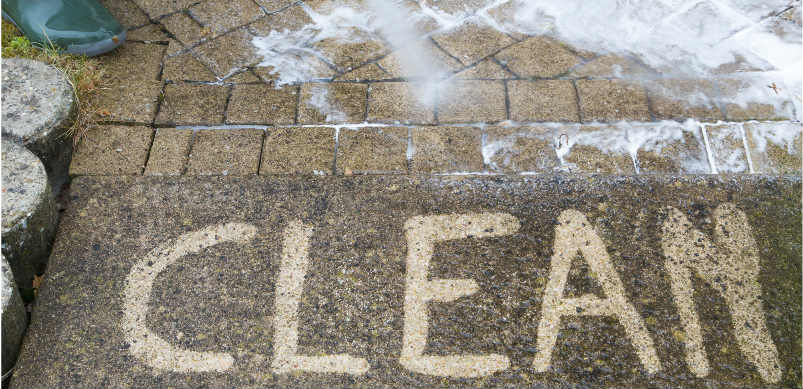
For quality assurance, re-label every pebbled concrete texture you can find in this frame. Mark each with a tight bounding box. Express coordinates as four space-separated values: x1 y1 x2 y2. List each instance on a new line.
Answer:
1 58 75 189
1 140 57 290
2 254 27 375
10 175 801 389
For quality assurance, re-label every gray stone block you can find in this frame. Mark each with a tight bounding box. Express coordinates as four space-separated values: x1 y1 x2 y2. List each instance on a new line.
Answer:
2 58 76 193
1 255 27 374
1 140 57 289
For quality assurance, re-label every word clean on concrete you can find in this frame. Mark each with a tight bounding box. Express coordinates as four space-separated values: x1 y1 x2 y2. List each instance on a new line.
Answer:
122 205 780 382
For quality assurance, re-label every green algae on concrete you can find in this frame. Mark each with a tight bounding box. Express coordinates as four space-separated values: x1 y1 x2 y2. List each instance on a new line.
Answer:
10 175 801 389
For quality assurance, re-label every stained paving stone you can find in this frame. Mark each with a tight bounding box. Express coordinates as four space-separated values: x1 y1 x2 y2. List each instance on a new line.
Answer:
438 80 506 123
576 80 651 122
421 0 488 14
313 37 389 72
299 83 367 124
162 52 217 82
260 127 335 175
99 0 149 29
144 129 194 176
567 54 657 79
704 123 749 173
367 82 435 124
431 19 516 66
335 63 390 81
10 174 801 389
186 129 263 175
508 80 580 122
375 39 462 80
495 36 581 78
484 126 560 173
130 0 196 18
194 29 260 77
254 0 300 13
744 122 802 174
161 11 207 46
92 43 165 123
165 38 187 57
561 125 636 174
225 69 262 83
336 127 407 174
644 79 724 122
634 122 710 174
189 0 265 38
410 126 484 173
126 23 167 42
156 83 230 125
248 4 313 35
227 84 298 125
455 59 512 79
69 125 153 175
717 78 797 121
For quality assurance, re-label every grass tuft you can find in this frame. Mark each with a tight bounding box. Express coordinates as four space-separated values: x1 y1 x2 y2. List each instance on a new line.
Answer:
2 20 106 144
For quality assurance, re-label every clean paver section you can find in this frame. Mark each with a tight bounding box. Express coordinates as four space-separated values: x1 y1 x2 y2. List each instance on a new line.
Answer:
11 175 801 388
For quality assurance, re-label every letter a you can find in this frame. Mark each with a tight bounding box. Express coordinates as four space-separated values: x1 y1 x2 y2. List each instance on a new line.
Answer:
661 203 781 383
272 220 370 375
401 213 520 378
533 209 661 374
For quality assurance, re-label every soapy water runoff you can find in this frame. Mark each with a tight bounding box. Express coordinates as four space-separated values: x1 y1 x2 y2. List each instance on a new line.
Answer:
249 0 801 165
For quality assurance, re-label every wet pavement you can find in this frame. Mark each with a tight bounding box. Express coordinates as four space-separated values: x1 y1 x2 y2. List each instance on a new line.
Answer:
10 175 801 388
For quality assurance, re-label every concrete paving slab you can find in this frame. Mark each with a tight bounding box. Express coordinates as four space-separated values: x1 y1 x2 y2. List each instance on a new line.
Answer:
438 80 506 123
644 79 724 122
69 125 153 176
495 37 580 78
704 124 749 173
99 0 149 30
454 59 511 79
367 83 435 124
156 83 230 125
162 52 218 82
193 29 260 78
10 175 801 389
744 122 802 174
130 0 195 18
185 130 263 175
144 129 194 176
189 0 265 38
260 127 335 175
299 83 367 124
576 80 651 122
161 11 207 47
431 19 516 66
126 23 168 42
484 126 560 173
227 84 298 125
410 126 484 173
336 127 408 174
92 43 165 123
508 80 580 122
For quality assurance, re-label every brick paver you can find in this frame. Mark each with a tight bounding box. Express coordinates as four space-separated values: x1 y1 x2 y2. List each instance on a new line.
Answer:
65 0 799 176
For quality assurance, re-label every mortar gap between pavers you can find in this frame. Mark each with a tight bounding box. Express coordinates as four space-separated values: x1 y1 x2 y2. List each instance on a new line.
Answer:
141 127 158 175
571 80 584 123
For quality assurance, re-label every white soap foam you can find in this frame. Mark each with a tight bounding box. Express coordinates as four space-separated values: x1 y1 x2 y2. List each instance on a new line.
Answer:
253 0 800 120
304 85 348 122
